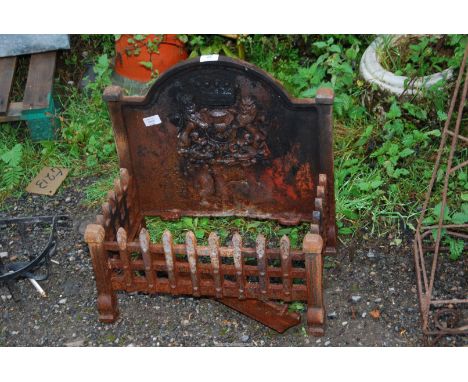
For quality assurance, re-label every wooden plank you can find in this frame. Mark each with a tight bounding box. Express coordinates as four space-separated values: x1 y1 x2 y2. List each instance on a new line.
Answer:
0 56 17 114
0 101 22 122
23 51 56 109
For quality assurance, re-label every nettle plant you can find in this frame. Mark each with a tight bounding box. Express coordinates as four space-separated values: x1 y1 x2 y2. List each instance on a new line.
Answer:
289 36 367 121
422 199 468 261
178 34 242 59
379 34 467 78
370 99 442 179
61 54 116 169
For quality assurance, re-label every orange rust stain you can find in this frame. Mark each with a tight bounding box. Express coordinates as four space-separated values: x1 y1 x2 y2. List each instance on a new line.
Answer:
296 163 314 199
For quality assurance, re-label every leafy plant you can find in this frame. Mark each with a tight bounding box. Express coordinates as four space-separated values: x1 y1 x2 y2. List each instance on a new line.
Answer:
120 34 163 79
179 35 240 59
60 53 116 170
0 143 24 190
145 216 310 248
379 35 467 78
0 49 117 208
422 202 467 260
288 301 306 313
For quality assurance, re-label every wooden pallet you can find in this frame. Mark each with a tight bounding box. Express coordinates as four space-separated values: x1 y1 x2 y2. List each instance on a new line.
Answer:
0 51 58 140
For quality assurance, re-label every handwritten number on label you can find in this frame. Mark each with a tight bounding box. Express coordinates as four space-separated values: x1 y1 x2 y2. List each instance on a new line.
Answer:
36 179 48 189
34 168 65 189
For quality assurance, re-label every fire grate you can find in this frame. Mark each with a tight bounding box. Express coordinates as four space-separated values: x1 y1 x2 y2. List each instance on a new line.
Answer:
413 44 468 343
85 56 337 335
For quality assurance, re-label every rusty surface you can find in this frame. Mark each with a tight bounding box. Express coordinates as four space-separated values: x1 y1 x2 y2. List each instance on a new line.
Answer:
104 56 336 250
86 56 336 335
86 168 329 334
413 44 468 342
218 297 301 333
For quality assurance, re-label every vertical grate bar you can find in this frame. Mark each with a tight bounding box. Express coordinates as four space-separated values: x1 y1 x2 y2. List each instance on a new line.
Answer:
208 232 222 298
256 234 267 300
117 227 132 288
280 235 292 301
162 230 177 293
139 228 156 290
186 231 200 297
303 233 325 336
232 232 245 300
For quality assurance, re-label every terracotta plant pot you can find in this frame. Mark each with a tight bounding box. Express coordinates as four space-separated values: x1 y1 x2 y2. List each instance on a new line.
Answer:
115 34 188 82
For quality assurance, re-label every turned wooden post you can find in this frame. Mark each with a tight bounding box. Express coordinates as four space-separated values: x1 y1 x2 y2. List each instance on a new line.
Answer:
85 224 119 323
303 233 325 336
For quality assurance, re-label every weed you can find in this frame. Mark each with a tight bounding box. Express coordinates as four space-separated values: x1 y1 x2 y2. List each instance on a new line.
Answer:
145 216 310 248
288 301 306 313
379 35 467 78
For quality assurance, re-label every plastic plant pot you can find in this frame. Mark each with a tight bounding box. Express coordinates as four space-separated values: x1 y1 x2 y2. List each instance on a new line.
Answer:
114 34 188 83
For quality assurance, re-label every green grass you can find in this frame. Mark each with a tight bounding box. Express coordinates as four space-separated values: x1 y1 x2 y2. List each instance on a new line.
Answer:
0 40 117 208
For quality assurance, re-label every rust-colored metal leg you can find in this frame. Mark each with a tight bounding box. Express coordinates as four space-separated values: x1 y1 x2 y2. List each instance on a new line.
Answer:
303 233 325 336
219 297 301 333
85 224 119 323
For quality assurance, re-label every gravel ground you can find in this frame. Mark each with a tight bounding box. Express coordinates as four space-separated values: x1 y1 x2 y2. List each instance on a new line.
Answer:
0 177 466 347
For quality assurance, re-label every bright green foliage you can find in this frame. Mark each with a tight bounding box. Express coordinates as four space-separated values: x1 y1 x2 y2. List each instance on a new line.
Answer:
146 216 310 248
0 49 117 206
0 143 24 190
60 53 116 170
379 35 468 78
247 35 368 121
288 301 306 313
422 202 468 260
179 35 239 58
244 34 465 241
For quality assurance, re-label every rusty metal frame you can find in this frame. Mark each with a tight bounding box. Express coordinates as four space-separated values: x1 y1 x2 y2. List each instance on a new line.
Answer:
85 56 337 335
86 169 329 335
413 44 468 342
